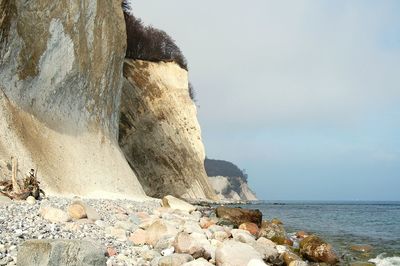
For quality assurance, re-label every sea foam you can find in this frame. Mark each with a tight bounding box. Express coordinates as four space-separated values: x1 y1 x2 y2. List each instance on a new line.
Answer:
369 254 400 266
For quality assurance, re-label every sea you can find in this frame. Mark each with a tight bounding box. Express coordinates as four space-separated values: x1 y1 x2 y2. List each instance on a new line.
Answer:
241 201 400 266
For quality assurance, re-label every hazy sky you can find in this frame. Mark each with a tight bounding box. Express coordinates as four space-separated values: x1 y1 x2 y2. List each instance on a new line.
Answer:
131 1 400 201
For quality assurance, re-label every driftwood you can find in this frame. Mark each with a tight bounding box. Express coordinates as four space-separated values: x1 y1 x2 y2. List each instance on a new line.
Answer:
0 158 44 200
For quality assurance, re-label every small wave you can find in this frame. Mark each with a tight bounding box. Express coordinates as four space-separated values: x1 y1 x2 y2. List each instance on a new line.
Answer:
369 253 400 266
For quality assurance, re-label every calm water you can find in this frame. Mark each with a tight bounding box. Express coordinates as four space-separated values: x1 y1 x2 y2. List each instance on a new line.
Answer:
242 201 400 263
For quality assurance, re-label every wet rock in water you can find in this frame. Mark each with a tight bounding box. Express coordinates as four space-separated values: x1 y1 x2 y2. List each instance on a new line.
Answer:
271 218 283 225
156 253 194 266
17 239 106 266
162 195 196 213
40 206 71 223
350 245 373 253
215 239 263 266
257 220 287 244
67 204 87 220
173 232 206 259
300 235 339 264
296 231 309 239
239 222 259 236
215 206 262 227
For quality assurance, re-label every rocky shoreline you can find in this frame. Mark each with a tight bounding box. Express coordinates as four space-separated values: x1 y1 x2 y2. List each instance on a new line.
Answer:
0 195 372 266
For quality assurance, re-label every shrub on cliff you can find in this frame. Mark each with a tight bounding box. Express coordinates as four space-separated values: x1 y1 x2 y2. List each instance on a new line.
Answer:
122 1 188 71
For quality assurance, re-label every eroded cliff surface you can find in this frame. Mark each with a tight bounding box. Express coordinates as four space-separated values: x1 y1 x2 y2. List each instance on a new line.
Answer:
119 59 216 200
0 0 146 199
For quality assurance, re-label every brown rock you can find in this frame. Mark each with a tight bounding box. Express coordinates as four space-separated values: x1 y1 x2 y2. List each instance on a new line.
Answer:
271 218 283 225
257 221 286 244
282 251 302 265
129 229 147 245
283 238 294 246
215 206 262 227
107 246 118 257
146 220 178 246
200 217 216 229
350 245 373 253
67 204 87 220
296 231 308 239
300 235 339 264
239 222 259 236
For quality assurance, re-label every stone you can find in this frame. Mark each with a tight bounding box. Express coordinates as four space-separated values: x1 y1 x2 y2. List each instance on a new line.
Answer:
257 220 287 244
173 232 206 259
67 204 87 220
107 246 118 257
256 237 276 248
199 217 215 229
114 220 135 231
161 247 175 256
129 229 147 245
231 229 256 244
283 251 302 265
105 227 127 242
300 235 339 264
239 222 259 236
71 201 101 222
271 218 283 225
250 242 279 263
289 261 308 266
26 196 36 205
162 196 197 213
146 220 178 246
154 235 176 252
247 259 268 266
350 245 373 253
215 206 262 227
213 231 229 242
40 207 71 223
215 240 263 266
296 231 308 239
182 258 214 266
157 254 194 266
16 239 106 266
140 250 161 261
0 195 12 203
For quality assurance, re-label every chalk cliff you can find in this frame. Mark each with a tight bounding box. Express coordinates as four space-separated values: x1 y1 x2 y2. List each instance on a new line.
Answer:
205 159 258 201
119 60 217 200
0 0 146 199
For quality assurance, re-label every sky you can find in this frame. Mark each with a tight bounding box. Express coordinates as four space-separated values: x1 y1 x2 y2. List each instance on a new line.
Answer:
131 1 400 201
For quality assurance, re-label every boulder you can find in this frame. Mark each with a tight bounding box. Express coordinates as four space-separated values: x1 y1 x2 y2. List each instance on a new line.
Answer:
300 235 339 264
16 239 106 266
182 258 214 266
215 206 262 227
40 207 71 223
129 229 147 245
67 204 87 220
162 195 196 213
215 240 263 266
247 259 268 266
156 254 194 266
239 222 259 236
256 237 276 248
282 251 302 265
257 220 286 244
173 232 206 259
146 220 179 246
231 229 256 244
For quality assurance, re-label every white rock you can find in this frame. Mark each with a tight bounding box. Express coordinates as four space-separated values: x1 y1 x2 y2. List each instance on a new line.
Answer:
231 229 256 244
182 258 214 266
215 240 263 266
276 245 289 254
26 196 36 205
161 247 175 256
162 195 196 213
40 206 71 223
247 258 268 266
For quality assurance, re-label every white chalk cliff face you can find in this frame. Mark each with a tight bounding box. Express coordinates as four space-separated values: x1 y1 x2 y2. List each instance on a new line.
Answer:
119 60 217 200
0 0 146 199
208 176 258 202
